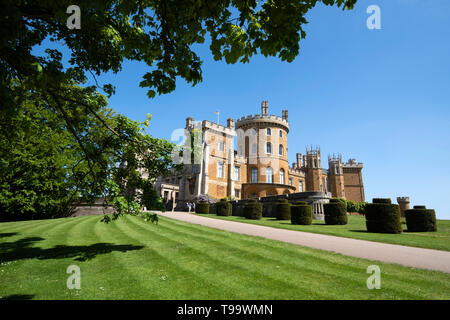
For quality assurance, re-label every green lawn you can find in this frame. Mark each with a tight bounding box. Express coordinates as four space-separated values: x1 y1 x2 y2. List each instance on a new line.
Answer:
0 214 449 300
197 214 450 252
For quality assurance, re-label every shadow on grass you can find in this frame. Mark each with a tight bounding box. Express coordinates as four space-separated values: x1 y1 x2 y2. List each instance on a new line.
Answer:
0 294 34 300
0 237 144 263
0 232 18 238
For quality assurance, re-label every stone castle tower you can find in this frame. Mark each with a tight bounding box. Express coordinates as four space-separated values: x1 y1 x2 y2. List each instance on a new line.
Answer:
328 154 345 198
155 100 365 204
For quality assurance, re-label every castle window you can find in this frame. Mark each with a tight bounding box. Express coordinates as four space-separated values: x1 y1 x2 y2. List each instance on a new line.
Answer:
217 162 224 178
289 178 293 186
235 189 240 198
280 169 285 184
251 168 258 183
279 130 283 138
279 144 284 156
218 141 224 152
299 181 304 192
266 167 273 183
234 166 240 181
266 142 272 154
267 128 271 136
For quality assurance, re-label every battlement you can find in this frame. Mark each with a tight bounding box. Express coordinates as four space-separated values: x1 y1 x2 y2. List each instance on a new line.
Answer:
343 158 363 168
328 153 343 162
397 197 410 202
288 167 305 176
235 114 289 132
193 119 236 136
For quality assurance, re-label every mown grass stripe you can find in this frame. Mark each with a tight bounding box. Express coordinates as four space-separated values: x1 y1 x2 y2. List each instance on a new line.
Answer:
113 215 232 299
154 216 446 299
124 215 331 299
91 216 157 299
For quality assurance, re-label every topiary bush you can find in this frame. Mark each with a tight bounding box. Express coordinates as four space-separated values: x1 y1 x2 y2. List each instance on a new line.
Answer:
243 199 262 220
291 204 312 225
365 199 402 233
372 198 392 204
324 201 348 225
405 207 437 232
330 198 347 211
275 199 291 220
195 201 210 214
216 198 232 216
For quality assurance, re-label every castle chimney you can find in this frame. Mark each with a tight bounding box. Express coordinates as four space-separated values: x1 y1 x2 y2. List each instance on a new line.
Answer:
227 118 235 128
296 153 302 168
186 117 194 129
261 100 268 116
282 110 288 121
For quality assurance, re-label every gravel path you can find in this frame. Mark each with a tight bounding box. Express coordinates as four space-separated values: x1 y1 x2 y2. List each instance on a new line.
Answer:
156 211 450 274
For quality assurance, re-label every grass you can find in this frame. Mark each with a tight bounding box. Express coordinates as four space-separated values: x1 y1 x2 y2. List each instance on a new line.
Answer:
197 214 450 251
0 214 449 300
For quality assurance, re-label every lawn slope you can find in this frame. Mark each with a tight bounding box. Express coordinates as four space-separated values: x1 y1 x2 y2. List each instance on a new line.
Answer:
0 215 449 300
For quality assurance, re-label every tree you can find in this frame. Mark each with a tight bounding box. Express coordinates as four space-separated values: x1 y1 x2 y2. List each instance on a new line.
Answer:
0 82 178 221
0 0 357 219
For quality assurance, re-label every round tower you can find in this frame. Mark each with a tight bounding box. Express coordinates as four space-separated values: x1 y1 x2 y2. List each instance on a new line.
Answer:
235 101 294 198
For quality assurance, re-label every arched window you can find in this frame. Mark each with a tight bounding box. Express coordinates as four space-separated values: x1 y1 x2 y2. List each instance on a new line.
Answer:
266 142 272 154
279 144 284 155
279 130 283 138
267 128 271 136
251 168 258 183
266 167 273 183
280 169 285 184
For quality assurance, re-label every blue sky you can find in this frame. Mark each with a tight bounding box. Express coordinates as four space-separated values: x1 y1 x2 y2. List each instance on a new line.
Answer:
43 0 450 218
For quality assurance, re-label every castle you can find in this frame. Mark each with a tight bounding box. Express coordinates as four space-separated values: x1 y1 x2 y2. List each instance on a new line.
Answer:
155 101 365 208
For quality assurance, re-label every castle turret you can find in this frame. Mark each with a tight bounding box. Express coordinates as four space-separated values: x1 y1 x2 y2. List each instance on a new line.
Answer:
397 197 410 217
305 146 323 191
328 154 345 198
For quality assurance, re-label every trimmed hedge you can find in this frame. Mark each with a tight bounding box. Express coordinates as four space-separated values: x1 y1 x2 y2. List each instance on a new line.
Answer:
324 202 348 225
275 199 291 220
294 201 308 205
372 198 392 204
195 201 210 214
405 208 437 232
216 198 232 216
413 205 426 209
243 199 262 220
291 205 312 225
365 202 402 234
